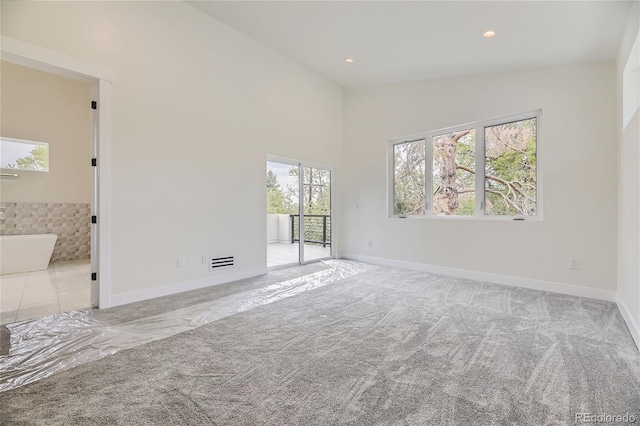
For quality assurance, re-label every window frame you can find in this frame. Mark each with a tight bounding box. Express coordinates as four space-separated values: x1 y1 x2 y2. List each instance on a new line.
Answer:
388 110 542 221
391 137 427 216
0 136 50 173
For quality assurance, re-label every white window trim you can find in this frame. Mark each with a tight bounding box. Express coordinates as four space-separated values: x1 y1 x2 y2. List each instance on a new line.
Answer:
388 110 542 221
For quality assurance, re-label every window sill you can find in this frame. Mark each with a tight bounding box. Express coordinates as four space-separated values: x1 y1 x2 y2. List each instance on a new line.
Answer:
391 214 543 222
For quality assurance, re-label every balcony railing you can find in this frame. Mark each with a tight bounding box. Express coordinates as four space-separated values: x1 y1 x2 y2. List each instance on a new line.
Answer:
290 214 331 248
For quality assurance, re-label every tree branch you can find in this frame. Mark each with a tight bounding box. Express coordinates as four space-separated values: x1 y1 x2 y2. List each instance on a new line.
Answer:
486 190 524 215
457 165 532 201
457 188 475 194
451 130 472 143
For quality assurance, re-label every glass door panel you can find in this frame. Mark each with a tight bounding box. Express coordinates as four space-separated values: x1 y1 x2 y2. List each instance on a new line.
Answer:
301 166 331 263
266 161 300 268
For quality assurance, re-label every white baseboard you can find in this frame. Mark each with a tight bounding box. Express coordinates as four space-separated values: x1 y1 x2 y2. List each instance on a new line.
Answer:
616 294 640 351
109 267 268 307
341 254 616 302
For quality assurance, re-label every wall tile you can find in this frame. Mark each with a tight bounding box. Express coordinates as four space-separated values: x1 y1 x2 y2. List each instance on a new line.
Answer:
0 201 91 262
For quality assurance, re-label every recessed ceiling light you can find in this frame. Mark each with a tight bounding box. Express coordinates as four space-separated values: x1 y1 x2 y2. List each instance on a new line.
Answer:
483 30 496 38
344 58 354 63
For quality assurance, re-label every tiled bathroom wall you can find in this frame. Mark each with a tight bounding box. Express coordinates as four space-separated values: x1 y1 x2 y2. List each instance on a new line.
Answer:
0 202 90 262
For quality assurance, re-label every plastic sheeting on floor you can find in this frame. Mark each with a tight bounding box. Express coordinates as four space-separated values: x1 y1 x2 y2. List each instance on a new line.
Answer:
0 260 374 393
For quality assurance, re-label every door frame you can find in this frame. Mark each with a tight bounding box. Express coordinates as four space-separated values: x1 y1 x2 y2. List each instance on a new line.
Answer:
1 36 114 308
266 155 334 269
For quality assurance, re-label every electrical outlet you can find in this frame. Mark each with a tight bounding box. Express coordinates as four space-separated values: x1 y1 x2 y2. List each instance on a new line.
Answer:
177 256 186 267
367 240 372 248
569 258 581 270
202 254 209 264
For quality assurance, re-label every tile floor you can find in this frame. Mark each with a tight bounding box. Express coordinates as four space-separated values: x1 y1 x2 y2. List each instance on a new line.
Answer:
0 259 92 325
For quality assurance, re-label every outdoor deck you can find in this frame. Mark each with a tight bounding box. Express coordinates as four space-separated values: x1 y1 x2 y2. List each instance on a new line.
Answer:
267 242 331 268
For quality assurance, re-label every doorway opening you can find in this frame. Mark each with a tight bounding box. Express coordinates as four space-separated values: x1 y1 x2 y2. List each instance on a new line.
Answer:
0 62 94 325
266 158 332 268
0 36 112 324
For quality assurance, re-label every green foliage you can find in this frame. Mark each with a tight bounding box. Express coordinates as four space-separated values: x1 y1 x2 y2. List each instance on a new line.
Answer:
266 170 280 190
267 188 288 214
394 140 425 215
432 131 474 216
457 197 475 215
7 146 47 171
288 167 331 215
267 170 295 214
395 118 537 216
484 119 537 216
266 167 331 215
267 166 331 246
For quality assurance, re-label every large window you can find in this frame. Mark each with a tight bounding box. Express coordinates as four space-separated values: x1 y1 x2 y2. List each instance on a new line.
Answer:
389 111 539 219
0 137 49 172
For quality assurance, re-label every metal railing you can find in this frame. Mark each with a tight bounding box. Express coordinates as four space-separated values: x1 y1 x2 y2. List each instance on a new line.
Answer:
290 214 331 247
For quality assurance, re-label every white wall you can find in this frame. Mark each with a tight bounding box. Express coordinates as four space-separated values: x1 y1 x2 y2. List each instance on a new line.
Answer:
267 214 279 243
341 62 618 293
266 214 291 243
1 2 342 300
1 61 92 204
617 2 640 346
623 35 640 130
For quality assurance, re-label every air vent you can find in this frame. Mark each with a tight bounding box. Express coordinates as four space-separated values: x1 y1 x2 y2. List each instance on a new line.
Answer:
209 256 234 271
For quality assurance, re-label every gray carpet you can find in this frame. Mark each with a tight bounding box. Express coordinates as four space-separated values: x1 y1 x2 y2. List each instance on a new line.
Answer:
1 262 639 425
0 262 330 356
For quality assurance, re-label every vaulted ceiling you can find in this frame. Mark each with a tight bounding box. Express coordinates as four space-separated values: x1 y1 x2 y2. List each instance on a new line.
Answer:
190 1 633 86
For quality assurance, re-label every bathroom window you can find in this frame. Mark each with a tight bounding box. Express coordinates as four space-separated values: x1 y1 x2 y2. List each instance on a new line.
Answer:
0 137 49 172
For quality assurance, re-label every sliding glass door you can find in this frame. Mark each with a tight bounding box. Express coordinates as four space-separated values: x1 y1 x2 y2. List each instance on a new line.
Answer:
300 166 331 263
266 159 332 268
266 160 300 268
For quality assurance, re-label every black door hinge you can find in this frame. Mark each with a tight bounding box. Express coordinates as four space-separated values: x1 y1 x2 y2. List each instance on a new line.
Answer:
91 158 97 167
91 101 97 110
91 215 97 224
91 272 97 281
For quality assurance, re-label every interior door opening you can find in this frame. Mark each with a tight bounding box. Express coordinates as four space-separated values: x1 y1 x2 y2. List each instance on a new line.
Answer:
0 60 100 326
266 158 332 269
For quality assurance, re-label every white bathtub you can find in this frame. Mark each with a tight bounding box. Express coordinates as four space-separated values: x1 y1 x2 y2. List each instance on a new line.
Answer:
0 234 57 275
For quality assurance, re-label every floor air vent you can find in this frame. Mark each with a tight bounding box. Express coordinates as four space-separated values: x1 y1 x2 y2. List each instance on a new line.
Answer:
209 256 234 271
